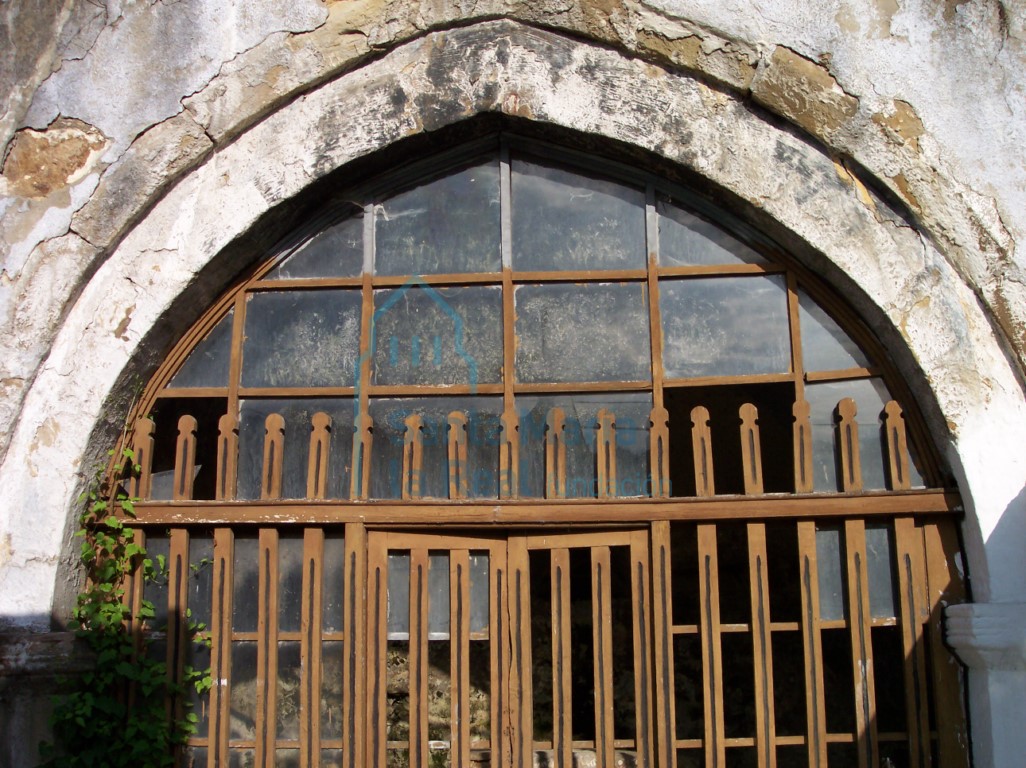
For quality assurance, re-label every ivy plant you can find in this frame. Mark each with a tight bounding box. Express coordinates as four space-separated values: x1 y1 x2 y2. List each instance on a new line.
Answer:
39 442 211 768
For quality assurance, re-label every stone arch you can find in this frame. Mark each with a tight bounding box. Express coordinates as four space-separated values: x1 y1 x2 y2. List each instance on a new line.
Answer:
2 16 1025 765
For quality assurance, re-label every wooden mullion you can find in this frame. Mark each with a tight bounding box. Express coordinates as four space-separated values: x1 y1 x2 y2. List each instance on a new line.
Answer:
545 408 567 500
166 529 190 727
697 524 725 767
261 413 285 500
307 412 332 500
664 373 793 389
793 399 814 494
656 263 783 278
343 523 367 768
740 403 764 496
629 530 655 768
207 528 234 768
507 536 533 768
492 541 512 768
551 547 573 768
409 548 429 768
256 529 280 767
300 529 325 768
499 405 520 500
837 399 863 493
227 292 247 419
130 416 155 500
797 521 828 767
883 401 912 491
650 522 677 768
786 272 806 401
893 517 931 768
450 550 471 768
353 229 374 499
650 406 671 499
646 184 665 411
366 532 388 768
402 414 424 500
596 409 616 499
691 406 715 497
216 413 239 501
592 546 615 766
843 519 878 768
173 414 198 501
922 520 969 768
748 523 776 768
500 143 515 412
448 412 469 500
805 368 878 384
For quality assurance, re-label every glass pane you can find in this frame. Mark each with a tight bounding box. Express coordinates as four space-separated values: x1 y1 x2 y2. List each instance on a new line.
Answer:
815 524 846 621
237 398 356 501
276 641 302 740
278 535 304 632
321 641 344 739
428 553 450 638
322 532 346 632
660 275 790 378
469 553 489 637
388 552 411 638
374 161 500 276
267 214 363 279
514 283 650 384
275 749 299 768
241 290 361 388
657 196 767 267
516 393 652 498
142 535 169 629
169 309 233 388
230 641 258 740
367 397 502 500
511 158 645 271
372 285 502 386
232 535 260 632
866 524 898 619
805 378 915 491
188 535 214 629
798 289 871 371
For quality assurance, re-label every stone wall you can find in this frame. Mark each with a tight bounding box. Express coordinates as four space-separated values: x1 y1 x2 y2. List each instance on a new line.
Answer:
1 1 1024 765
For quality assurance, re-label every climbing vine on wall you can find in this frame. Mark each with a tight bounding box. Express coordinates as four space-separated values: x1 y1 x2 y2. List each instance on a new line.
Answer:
39 439 211 768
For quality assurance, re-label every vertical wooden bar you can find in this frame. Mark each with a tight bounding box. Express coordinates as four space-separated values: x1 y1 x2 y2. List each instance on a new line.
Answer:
492 542 512 768
216 413 239 501
344 524 367 768
691 406 715 497
550 547 573 768
207 528 234 768
844 519 878 768
351 412 373 500
793 400 814 493
173 414 198 501
500 405 520 500
650 406 671 499
631 529 655 768
545 408 567 500
596 409 617 499
256 529 280 768
883 401 912 491
697 524 725 768
740 403 764 496
226 293 247 422
300 528 325 768
409 548 429 768
894 518 931 768
500 142 515 414
592 546 615 766
166 529 190 724
307 413 332 500
786 272 806 398
646 184 666 414
797 522 827 768
130 416 155 500
650 521 677 768
923 521 970 768
366 533 388 768
837 399 863 493
450 550 471 768
448 412 469 500
507 536 533 768
402 414 424 500
261 413 285 500
747 524 776 768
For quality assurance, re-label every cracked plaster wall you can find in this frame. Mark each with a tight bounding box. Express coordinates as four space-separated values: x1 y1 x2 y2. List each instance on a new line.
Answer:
0 2 1025 765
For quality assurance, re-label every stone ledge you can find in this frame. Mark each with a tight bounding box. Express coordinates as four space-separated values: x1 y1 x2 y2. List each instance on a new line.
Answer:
946 602 1026 671
0 632 93 680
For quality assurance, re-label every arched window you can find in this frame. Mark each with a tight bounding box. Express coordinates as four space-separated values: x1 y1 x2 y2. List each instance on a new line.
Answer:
128 138 969 768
